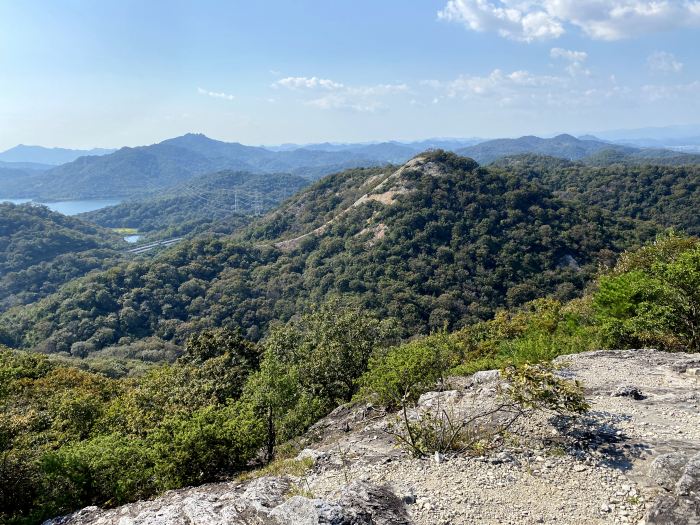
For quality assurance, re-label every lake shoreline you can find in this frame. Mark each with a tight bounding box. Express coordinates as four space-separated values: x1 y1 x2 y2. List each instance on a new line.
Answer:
0 198 122 216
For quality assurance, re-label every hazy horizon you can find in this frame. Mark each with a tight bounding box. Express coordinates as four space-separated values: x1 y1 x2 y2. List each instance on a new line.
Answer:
2 1 700 151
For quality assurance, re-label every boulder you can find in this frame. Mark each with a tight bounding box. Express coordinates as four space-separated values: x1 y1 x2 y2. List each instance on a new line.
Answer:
677 453 700 497
269 497 348 525
649 452 688 491
471 370 500 385
647 452 700 524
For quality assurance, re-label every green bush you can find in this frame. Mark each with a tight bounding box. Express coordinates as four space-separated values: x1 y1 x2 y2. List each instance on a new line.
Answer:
451 297 599 375
40 434 156 512
502 363 589 415
266 298 399 406
594 234 700 351
358 331 462 409
150 402 265 489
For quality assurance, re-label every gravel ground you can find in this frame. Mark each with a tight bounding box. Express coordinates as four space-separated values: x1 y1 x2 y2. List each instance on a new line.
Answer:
305 349 700 525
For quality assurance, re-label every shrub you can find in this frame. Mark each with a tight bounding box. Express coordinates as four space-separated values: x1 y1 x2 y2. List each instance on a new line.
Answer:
358 331 462 409
451 297 599 375
501 363 589 416
40 434 156 513
149 402 265 489
387 363 588 458
594 234 700 351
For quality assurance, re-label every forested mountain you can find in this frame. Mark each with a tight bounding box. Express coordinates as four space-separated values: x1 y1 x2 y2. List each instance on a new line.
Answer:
583 148 700 166
80 171 310 240
0 134 392 200
456 134 634 164
4 133 696 201
301 142 416 164
0 144 116 165
454 134 700 166
0 203 124 311
0 165 30 187
0 152 656 356
493 155 700 235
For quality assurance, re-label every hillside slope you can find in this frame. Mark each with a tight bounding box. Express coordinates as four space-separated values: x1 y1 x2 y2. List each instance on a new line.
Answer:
493 155 700 235
0 152 654 354
0 203 124 311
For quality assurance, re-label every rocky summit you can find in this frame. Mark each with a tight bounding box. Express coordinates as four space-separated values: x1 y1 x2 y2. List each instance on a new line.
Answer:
45 349 700 525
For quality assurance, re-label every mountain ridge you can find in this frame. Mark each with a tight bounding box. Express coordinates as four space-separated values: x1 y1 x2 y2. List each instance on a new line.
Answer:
0 144 116 165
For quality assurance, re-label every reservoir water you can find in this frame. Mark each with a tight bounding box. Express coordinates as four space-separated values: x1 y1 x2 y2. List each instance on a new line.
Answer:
0 198 120 215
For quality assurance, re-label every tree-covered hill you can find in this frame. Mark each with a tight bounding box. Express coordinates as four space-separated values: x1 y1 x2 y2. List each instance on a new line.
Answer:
0 203 124 311
455 134 700 166
0 152 656 356
0 165 32 188
492 155 700 235
456 134 634 164
0 134 392 200
583 147 700 166
80 171 310 241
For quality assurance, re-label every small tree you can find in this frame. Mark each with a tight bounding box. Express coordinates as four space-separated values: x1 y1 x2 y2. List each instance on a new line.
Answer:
264 298 398 408
242 349 309 462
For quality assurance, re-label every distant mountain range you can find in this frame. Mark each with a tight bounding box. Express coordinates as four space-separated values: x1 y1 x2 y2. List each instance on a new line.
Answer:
588 124 700 152
1 133 698 201
0 160 53 171
455 134 700 165
0 144 116 165
0 134 411 199
263 138 481 153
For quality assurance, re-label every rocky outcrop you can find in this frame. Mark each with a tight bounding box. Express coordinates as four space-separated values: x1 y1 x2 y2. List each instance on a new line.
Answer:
647 452 700 525
45 350 700 525
44 478 410 525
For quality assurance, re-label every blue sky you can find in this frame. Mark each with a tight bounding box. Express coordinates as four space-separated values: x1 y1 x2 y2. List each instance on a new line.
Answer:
1 0 699 149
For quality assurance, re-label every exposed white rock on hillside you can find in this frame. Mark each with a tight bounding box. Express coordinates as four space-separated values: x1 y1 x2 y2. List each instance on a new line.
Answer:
45 349 700 525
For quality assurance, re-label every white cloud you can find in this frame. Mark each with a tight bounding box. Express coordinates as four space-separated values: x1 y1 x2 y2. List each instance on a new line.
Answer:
428 69 563 100
439 1 700 41
642 80 700 101
424 68 629 109
197 87 235 101
647 51 684 73
273 76 344 90
347 83 409 96
550 47 587 62
275 77 408 112
306 94 384 113
550 47 590 76
438 0 564 42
